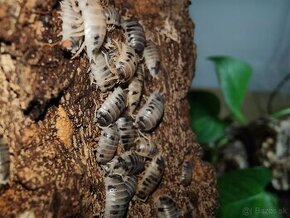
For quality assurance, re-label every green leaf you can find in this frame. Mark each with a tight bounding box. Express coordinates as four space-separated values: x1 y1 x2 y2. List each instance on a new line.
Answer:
270 107 290 119
218 167 280 218
209 56 252 124
188 91 226 143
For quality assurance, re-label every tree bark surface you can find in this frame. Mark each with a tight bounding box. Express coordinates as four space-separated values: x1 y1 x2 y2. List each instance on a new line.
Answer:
0 0 218 217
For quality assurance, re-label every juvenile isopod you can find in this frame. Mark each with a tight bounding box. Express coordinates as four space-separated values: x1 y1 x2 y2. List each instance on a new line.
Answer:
89 52 117 92
136 153 165 201
135 92 165 132
144 40 161 78
104 174 130 218
180 155 193 186
95 86 126 127
155 195 180 218
0 137 10 185
94 124 119 164
116 116 137 150
135 137 158 159
121 20 146 53
108 151 145 176
115 42 138 83
104 6 121 30
127 66 144 116
78 0 106 61
59 0 84 53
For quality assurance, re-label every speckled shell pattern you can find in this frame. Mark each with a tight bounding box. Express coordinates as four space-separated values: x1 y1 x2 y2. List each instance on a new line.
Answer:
144 40 161 78
116 116 137 151
121 20 146 53
94 124 119 164
59 0 84 53
90 52 117 92
136 153 165 201
135 138 158 159
155 195 180 218
135 92 165 132
104 6 121 26
180 157 193 187
96 86 126 127
78 0 106 62
0 138 10 185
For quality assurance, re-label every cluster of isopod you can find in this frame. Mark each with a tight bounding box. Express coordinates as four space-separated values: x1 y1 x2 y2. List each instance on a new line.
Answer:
59 0 193 217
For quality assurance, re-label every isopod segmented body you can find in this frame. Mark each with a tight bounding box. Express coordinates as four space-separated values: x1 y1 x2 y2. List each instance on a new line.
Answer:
124 175 137 200
78 0 106 61
155 195 180 218
144 40 161 78
180 156 193 186
104 6 121 29
127 66 144 116
89 52 117 92
116 43 138 83
94 124 119 164
0 137 10 185
116 116 137 150
135 92 165 132
59 0 84 53
104 174 130 218
135 138 158 159
121 20 146 53
108 151 145 176
96 86 126 127
136 153 165 201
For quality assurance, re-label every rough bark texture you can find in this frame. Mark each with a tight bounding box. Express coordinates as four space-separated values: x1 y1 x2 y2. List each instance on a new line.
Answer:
0 0 218 217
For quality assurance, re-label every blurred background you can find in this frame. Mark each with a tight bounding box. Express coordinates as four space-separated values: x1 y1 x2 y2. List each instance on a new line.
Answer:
188 1 290 217
190 0 290 121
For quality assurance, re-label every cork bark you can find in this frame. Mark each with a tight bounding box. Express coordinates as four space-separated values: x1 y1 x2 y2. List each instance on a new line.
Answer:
0 0 218 217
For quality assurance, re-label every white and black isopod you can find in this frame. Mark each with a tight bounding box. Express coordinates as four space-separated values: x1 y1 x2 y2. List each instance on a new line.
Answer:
104 6 121 30
116 116 137 151
116 42 138 83
121 20 146 53
78 0 106 61
155 195 180 218
59 0 84 53
135 92 165 132
127 66 144 116
89 52 117 92
144 40 161 78
180 156 193 186
136 153 165 201
135 138 158 159
124 175 137 200
0 137 10 185
108 151 145 176
94 124 119 164
104 174 130 218
96 87 126 127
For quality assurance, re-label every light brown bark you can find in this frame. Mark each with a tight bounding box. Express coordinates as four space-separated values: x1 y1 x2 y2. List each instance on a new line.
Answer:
0 0 217 217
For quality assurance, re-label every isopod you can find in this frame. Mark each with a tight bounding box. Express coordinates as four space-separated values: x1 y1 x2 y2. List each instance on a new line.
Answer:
95 86 126 127
0 137 10 185
104 174 130 218
78 0 106 61
124 175 137 200
180 155 193 186
116 116 137 150
94 124 119 164
144 40 160 78
104 6 121 30
155 195 180 218
136 153 165 201
89 52 117 92
121 20 146 53
127 66 144 116
135 137 158 159
135 92 165 132
116 42 138 83
108 151 145 176
59 0 84 53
